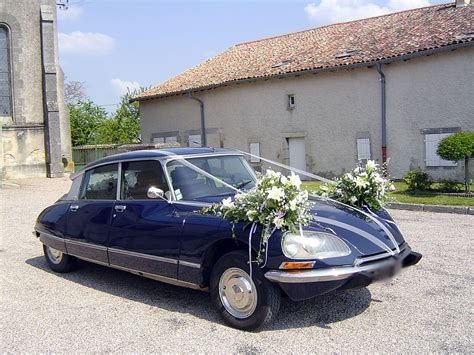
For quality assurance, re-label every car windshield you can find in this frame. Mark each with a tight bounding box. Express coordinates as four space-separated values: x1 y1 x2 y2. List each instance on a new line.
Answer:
166 155 256 200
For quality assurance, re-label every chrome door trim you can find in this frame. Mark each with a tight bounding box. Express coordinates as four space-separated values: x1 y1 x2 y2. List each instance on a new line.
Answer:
65 238 108 251
73 254 206 291
179 260 201 269
116 162 122 200
108 247 178 265
109 263 207 291
74 255 109 267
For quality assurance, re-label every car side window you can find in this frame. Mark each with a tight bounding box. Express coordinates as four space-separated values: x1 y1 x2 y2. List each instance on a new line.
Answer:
80 164 118 200
121 160 169 200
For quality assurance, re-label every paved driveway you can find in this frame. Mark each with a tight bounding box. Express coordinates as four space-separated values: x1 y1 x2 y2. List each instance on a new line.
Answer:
1 178 473 353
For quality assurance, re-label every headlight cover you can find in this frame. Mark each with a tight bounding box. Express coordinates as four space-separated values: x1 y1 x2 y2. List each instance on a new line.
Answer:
282 231 351 260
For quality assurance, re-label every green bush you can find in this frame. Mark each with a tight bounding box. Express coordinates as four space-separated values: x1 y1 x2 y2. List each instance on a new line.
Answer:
404 168 432 192
437 131 474 161
439 179 462 193
437 131 474 192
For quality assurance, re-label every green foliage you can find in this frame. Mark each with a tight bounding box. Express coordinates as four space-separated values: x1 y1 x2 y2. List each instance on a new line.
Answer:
95 91 141 144
69 100 108 146
403 168 432 192
439 179 462 193
69 89 144 146
437 131 474 161
318 160 394 210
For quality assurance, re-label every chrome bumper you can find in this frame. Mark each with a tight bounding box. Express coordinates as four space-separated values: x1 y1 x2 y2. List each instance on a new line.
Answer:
265 247 416 284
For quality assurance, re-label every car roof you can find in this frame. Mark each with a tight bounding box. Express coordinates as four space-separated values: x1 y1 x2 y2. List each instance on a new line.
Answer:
83 147 241 170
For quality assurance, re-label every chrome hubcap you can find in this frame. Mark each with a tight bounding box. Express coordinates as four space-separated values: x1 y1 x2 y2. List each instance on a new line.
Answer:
46 246 63 264
219 267 257 319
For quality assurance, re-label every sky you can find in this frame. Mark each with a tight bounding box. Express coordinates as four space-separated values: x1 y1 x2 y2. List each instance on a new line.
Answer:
57 0 447 109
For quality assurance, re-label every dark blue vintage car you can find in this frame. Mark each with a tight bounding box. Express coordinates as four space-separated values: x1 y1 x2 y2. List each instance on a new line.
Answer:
35 148 421 330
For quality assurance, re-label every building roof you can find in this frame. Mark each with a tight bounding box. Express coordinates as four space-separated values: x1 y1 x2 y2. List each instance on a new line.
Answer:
83 148 240 170
134 3 474 102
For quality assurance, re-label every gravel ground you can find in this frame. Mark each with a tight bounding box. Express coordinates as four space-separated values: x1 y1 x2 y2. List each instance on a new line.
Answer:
1 178 473 353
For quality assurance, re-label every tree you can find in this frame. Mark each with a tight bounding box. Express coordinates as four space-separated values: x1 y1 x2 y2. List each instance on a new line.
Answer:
69 100 108 146
437 131 474 192
65 79 87 104
95 89 142 144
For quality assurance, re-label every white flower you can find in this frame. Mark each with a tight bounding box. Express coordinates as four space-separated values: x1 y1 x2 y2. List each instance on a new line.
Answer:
273 217 284 229
221 197 234 209
280 175 288 184
266 169 281 179
267 186 284 200
350 196 358 204
366 160 377 172
288 173 302 188
289 199 298 211
355 176 368 188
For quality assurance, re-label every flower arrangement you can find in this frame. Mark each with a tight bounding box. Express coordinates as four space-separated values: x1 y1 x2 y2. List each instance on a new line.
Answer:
318 160 394 210
201 170 314 263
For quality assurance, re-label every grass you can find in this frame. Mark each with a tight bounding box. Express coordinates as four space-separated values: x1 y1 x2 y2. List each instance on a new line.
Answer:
302 180 474 207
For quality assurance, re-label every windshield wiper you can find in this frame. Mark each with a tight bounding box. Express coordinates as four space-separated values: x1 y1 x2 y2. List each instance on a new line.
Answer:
235 180 252 190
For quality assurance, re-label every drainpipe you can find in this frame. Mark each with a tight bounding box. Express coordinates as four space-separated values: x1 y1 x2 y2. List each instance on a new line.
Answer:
187 92 207 147
376 63 387 165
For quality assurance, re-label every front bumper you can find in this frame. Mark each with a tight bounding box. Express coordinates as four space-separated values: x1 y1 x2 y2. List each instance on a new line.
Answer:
265 245 422 301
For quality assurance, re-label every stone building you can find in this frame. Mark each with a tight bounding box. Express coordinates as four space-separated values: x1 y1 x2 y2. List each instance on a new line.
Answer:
134 1 473 181
0 0 71 180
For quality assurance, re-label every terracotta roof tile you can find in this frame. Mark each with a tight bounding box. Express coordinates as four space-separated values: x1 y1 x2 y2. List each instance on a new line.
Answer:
135 3 474 101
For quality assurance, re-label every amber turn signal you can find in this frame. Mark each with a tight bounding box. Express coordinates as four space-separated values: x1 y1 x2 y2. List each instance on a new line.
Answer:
279 261 315 270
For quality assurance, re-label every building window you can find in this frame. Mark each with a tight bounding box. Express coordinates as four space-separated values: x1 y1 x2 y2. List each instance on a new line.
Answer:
249 143 260 162
153 135 177 144
425 133 457 167
188 134 202 147
288 94 295 109
0 25 12 117
356 138 371 161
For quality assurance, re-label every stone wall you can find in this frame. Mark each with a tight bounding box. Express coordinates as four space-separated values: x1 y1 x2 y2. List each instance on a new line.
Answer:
0 0 70 180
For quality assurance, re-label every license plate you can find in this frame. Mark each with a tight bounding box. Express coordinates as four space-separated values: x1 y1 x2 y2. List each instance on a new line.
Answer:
372 260 402 281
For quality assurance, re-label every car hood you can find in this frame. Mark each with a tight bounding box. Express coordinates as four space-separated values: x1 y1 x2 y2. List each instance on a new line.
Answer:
309 196 404 256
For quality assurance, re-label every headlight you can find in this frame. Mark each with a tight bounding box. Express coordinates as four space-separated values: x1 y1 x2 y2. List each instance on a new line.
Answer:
282 231 351 260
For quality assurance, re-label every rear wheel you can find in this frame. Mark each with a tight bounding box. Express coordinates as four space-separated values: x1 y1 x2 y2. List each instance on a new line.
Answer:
43 244 76 273
210 250 281 331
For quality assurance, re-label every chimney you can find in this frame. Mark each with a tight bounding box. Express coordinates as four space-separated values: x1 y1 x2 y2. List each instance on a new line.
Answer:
456 0 471 7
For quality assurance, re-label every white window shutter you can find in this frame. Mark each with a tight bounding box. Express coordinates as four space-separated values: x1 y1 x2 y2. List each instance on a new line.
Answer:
249 143 260 162
425 133 457 167
357 138 371 160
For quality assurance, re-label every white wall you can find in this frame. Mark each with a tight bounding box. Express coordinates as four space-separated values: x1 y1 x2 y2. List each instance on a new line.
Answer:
140 46 474 181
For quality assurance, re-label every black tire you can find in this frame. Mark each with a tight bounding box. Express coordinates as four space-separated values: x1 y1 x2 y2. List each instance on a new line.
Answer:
43 244 76 273
210 250 281 331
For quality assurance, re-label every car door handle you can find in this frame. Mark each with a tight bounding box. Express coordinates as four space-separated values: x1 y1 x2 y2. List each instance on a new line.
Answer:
114 205 127 213
70 205 79 212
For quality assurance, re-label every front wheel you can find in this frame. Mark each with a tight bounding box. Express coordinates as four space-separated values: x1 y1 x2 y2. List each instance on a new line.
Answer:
210 250 281 331
43 244 76 273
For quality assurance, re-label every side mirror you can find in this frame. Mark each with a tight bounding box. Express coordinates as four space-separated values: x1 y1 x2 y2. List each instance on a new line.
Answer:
147 186 165 199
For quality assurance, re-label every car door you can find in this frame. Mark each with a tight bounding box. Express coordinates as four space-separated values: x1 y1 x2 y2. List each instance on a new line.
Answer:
107 160 183 279
65 163 118 264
